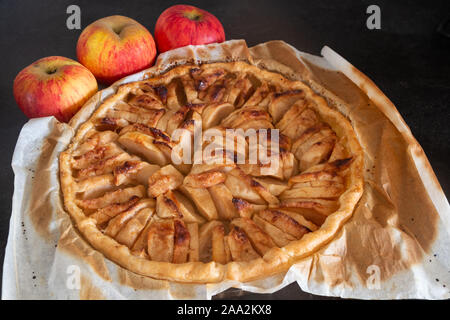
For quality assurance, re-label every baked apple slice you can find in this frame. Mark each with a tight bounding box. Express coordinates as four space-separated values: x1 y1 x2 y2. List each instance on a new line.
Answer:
208 183 238 220
278 106 319 140
190 67 226 92
71 142 123 170
257 209 311 239
105 101 165 127
128 92 164 110
221 106 272 129
228 168 279 205
252 177 289 196
292 125 337 171
243 82 271 108
171 191 206 224
147 218 175 262
118 131 170 166
72 131 118 157
120 123 171 142
274 209 318 232
224 171 266 205
211 224 231 264
89 195 141 226
179 185 219 221
280 184 344 199
199 82 227 103
173 219 191 263
202 103 235 129
156 192 183 219
77 152 139 179
252 214 296 247
225 226 260 261
184 170 226 188
147 165 184 197
165 80 181 110
268 90 305 123
76 174 117 200
198 220 224 262
231 217 276 256
232 198 267 219
278 198 338 225
76 185 146 210
186 222 199 262
104 198 155 237
113 160 160 186
114 207 154 247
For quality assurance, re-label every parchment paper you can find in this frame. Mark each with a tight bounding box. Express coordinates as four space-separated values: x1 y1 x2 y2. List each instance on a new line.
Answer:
3 40 449 300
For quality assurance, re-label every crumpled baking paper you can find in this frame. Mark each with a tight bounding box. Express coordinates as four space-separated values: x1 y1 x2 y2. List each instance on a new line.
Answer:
2 40 449 300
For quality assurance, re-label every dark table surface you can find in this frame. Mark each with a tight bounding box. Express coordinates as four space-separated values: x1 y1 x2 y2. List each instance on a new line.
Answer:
0 0 449 299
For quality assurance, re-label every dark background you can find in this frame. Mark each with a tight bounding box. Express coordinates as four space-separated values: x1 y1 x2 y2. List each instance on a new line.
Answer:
0 0 449 299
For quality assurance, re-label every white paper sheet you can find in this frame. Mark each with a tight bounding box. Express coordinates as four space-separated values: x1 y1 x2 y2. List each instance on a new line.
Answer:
3 40 449 300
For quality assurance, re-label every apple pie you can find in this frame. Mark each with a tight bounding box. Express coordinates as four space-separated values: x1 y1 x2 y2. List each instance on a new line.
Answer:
60 61 363 283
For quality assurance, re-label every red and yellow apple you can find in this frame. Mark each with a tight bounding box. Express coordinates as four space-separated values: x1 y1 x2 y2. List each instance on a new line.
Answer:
13 56 98 123
77 15 157 84
155 5 225 53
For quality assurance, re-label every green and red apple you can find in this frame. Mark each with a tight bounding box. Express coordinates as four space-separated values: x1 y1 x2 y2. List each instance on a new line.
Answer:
77 15 157 84
13 56 98 123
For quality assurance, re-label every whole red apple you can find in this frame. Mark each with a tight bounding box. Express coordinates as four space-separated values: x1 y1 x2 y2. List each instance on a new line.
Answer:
77 15 157 84
13 56 98 123
155 5 225 53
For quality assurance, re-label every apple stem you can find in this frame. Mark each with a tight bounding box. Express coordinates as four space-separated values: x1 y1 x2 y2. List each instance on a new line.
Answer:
112 26 124 35
184 11 202 21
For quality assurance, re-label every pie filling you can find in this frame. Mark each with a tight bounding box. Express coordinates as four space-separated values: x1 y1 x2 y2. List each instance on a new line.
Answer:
61 62 361 275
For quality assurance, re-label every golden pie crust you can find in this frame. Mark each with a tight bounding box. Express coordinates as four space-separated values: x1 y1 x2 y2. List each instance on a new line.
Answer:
59 61 364 283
